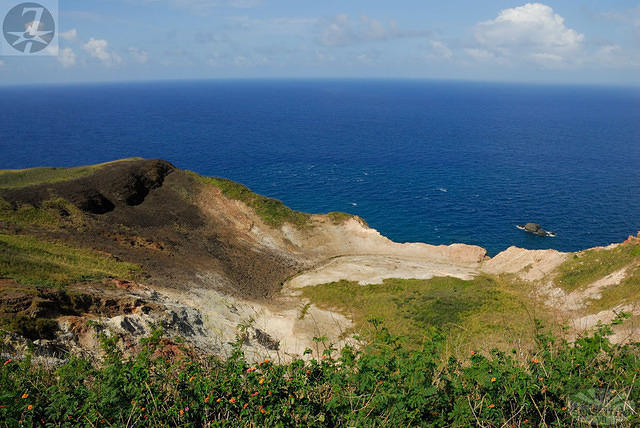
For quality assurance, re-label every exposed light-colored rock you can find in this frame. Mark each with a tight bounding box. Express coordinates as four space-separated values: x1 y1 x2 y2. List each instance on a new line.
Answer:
482 246 567 281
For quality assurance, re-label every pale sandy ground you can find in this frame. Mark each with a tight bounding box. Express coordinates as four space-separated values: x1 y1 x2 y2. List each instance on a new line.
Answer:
286 255 478 290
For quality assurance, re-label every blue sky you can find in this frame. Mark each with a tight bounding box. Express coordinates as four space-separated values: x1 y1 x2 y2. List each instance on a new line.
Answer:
1 0 639 85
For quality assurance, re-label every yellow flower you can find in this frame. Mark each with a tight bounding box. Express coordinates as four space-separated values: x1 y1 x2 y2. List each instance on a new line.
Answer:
258 378 265 385
491 377 496 383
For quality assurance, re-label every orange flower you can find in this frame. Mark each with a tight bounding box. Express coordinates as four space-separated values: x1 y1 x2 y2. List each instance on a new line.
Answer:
487 404 495 409
243 403 248 409
229 398 236 404
216 398 221 403
611 389 617 394
179 409 184 416
251 392 259 397
27 404 33 411
258 378 265 385
259 406 266 414
531 359 540 364
189 376 195 382
205 395 210 403
140 407 145 412
263 359 269 364
491 377 496 383
561 407 566 411
378 381 383 385
21 393 29 399
471 351 475 356
3 359 12 366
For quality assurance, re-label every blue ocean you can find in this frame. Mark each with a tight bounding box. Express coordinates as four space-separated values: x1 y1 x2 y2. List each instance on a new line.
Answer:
1 80 639 255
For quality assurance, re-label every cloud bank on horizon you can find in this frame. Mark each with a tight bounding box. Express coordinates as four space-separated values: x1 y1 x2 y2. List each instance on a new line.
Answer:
0 0 639 85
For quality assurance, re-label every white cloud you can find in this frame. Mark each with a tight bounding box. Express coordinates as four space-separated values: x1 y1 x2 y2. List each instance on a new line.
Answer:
60 29 77 41
464 48 495 61
319 14 431 47
83 38 122 66
473 3 584 67
128 46 149 64
137 0 262 14
428 40 452 60
233 54 269 67
592 44 639 68
58 47 76 68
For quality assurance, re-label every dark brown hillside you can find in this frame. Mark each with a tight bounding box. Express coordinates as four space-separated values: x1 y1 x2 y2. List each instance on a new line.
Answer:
0 158 305 299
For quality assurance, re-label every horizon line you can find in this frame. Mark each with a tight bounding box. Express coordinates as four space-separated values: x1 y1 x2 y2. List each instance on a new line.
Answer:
1 76 639 90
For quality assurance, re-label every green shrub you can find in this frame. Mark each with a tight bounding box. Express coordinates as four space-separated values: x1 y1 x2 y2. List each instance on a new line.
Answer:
1 317 637 427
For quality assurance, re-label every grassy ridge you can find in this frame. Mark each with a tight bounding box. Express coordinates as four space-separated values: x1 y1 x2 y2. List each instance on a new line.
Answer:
0 158 144 189
188 172 311 228
0 233 141 287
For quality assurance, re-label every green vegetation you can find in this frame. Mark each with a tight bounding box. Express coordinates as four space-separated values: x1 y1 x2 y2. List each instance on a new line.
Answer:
0 197 84 228
588 263 640 313
302 276 537 353
0 233 141 287
554 241 640 292
1 317 59 340
188 172 310 228
0 158 143 189
1 318 638 427
326 211 354 225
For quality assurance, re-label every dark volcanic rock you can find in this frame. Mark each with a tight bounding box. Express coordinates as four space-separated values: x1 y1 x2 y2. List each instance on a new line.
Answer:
524 223 543 235
69 189 115 214
519 223 554 237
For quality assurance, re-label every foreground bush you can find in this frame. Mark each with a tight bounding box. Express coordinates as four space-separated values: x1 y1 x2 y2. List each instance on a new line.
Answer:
1 318 639 427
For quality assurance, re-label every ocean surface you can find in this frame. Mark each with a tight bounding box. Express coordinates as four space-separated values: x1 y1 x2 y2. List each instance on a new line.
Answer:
1 79 639 255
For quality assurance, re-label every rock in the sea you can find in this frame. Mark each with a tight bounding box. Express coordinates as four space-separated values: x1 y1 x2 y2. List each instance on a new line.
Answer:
518 223 555 237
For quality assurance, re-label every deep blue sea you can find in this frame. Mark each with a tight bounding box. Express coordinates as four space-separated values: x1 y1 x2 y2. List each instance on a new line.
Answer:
1 80 639 255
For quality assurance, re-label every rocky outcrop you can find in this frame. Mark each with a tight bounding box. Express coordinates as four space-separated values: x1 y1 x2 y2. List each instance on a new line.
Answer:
482 246 567 281
517 222 555 237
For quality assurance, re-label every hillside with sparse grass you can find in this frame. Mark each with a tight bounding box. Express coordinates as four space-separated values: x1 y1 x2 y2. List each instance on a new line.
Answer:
0 158 640 426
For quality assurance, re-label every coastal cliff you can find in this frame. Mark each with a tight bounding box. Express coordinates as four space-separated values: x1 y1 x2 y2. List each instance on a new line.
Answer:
1 158 639 362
